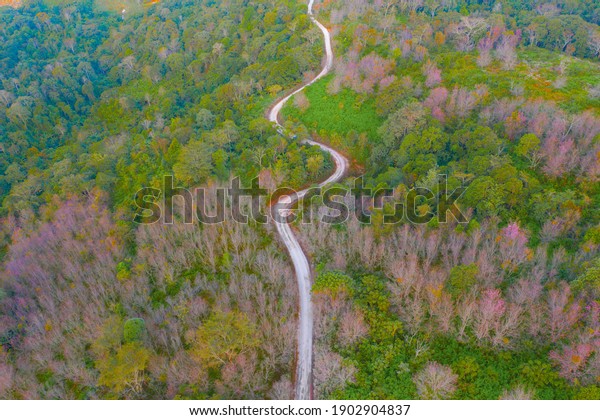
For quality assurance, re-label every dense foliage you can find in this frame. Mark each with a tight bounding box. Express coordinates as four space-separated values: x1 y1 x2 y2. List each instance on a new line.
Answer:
1 0 599 401
285 0 600 400
0 0 330 218
0 0 328 399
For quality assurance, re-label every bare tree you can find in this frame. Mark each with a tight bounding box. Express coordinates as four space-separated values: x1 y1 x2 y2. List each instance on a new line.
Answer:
0 89 15 107
120 55 136 71
269 377 293 400
500 386 534 400
414 362 457 399
6 97 32 127
313 346 356 399
0 350 14 397
589 31 600 58
452 16 488 51
63 38 76 53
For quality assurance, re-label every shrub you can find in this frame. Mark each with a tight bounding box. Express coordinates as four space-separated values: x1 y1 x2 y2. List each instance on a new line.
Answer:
446 264 479 297
96 342 150 395
313 271 353 296
116 260 131 281
123 318 146 343
193 311 258 369
572 258 600 298
521 360 562 389
572 385 600 400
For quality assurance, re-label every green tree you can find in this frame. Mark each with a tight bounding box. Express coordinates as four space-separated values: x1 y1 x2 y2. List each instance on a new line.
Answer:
461 176 503 217
573 258 600 298
173 140 213 185
515 133 542 168
165 139 182 166
450 125 502 159
446 264 479 297
313 271 352 295
307 154 324 178
193 311 258 369
379 102 428 150
123 318 146 343
196 109 216 131
96 342 150 395
573 385 600 400
212 149 229 180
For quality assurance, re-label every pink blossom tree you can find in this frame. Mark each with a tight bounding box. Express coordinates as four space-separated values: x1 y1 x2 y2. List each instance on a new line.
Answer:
550 343 595 383
547 283 581 342
474 289 506 342
498 222 529 271
446 87 479 118
424 87 448 123
477 36 494 67
423 61 442 88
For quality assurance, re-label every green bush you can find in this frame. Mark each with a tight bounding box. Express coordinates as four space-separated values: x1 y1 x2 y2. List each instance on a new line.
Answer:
123 318 146 343
313 271 353 295
116 260 131 281
583 225 600 245
446 264 479 297
572 385 600 400
572 258 600 297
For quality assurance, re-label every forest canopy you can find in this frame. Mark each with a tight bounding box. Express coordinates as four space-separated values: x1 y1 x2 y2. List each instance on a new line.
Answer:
1 0 600 401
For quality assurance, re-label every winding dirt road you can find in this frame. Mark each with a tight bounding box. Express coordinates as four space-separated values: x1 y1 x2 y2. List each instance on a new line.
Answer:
268 0 348 400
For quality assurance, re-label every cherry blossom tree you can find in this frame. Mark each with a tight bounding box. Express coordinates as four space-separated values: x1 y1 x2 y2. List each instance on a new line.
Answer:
474 289 505 342
445 87 479 118
423 61 442 88
424 87 448 109
547 283 582 342
498 222 529 271
550 343 595 383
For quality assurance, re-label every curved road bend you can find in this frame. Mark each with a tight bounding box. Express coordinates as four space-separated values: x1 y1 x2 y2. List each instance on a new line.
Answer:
267 0 349 400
